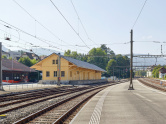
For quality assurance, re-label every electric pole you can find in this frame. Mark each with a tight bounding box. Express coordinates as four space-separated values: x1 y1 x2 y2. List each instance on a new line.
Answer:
57 53 61 86
113 67 114 81
161 45 163 55
0 42 4 91
128 30 134 90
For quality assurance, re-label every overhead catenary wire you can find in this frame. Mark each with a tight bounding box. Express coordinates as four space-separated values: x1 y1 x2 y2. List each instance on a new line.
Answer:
57 42 130 47
0 19 65 51
3 36 66 55
12 0 73 46
2 41 59 55
0 34 63 54
134 41 166 44
132 0 148 29
0 21 89 53
70 0 98 46
0 27 41 47
0 26 90 53
4 0 124 53
0 28 90 55
49 0 90 49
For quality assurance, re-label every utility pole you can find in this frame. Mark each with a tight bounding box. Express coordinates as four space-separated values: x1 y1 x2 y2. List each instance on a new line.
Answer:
161 45 163 55
57 53 61 86
0 42 4 91
113 67 114 81
12 52 13 84
119 69 120 80
129 30 134 90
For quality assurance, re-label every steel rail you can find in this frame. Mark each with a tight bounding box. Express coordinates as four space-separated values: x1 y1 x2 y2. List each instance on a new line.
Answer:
0 87 85 108
53 90 100 124
0 87 70 102
0 87 88 115
138 78 166 92
13 84 113 124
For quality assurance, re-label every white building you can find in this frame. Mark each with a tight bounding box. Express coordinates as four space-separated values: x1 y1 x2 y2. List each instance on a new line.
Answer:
146 65 155 77
8 50 21 60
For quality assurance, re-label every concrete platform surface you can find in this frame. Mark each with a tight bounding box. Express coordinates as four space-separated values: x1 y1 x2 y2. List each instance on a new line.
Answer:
71 80 166 124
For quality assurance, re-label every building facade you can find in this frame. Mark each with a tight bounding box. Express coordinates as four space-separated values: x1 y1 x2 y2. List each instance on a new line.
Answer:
31 53 105 83
146 65 155 77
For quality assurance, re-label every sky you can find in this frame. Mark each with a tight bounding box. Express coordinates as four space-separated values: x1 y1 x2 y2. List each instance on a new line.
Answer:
0 0 166 56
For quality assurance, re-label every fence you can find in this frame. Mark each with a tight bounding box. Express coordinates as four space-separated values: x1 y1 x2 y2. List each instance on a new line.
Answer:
2 82 58 92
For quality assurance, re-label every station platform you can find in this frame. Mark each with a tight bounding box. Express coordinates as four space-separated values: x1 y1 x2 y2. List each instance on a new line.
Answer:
70 80 166 124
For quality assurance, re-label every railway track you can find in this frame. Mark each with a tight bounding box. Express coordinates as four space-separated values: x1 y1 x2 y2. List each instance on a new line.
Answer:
0 82 124 124
0 86 88 108
0 86 91 115
13 83 113 124
138 78 166 91
0 86 73 102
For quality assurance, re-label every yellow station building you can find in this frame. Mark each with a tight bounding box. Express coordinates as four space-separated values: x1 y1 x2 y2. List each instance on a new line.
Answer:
31 53 106 84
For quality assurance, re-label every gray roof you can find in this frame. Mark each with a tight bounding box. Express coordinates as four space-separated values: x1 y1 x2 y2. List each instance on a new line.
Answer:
62 56 106 72
2 58 36 72
2 65 10 71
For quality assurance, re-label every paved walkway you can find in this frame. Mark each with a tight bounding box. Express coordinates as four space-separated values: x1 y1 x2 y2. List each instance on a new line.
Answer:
71 80 166 124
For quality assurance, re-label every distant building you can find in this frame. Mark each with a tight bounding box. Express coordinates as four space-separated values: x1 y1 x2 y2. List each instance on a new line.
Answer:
159 67 166 79
2 58 36 83
31 53 106 84
2 50 10 58
21 52 40 60
39 55 47 60
146 65 155 77
8 50 21 60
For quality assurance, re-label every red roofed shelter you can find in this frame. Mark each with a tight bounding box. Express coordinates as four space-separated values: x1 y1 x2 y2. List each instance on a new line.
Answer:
2 58 36 83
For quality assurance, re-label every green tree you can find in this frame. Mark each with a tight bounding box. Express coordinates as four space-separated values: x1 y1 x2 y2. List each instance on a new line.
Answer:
152 65 161 78
109 50 115 58
71 51 78 59
106 54 130 78
80 54 88 62
2 55 7 59
9 57 13 60
135 70 147 77
64 50 71 56
100 44 108 54
100 44 115 59
87 48 107 69
31 59 38 65
18 57 32 67
64 50 88 62
116 54 125 66
106 59 117 76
